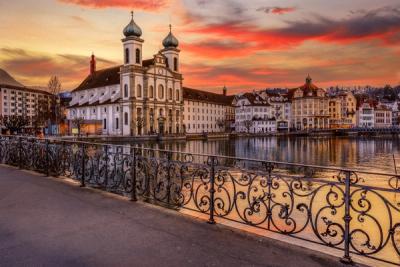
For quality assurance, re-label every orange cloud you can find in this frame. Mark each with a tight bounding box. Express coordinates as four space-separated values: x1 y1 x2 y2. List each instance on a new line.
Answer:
181 40 256 59
58 0 169 11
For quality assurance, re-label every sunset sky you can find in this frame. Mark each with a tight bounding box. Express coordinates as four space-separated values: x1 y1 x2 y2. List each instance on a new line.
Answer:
0 0 400 93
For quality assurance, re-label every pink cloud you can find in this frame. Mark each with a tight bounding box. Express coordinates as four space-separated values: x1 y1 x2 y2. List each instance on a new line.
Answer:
58 0 169 11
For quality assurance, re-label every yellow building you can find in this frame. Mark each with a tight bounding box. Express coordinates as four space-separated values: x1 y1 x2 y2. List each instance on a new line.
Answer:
290 75 330 130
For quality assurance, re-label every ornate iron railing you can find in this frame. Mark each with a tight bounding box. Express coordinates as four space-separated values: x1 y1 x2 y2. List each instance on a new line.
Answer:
0 135 399 265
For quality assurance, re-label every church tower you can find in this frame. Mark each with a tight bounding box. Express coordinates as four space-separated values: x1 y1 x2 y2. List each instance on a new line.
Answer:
161 24 180 73
120 12 144 136
122 11 143 67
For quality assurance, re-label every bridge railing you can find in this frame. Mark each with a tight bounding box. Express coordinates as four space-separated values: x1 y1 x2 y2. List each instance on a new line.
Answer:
0 135 399 265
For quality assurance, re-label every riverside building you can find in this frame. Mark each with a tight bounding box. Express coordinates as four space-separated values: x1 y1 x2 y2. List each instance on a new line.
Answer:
290 75 330 130
234 92 277 133
183 86 235 134
67 13 184 136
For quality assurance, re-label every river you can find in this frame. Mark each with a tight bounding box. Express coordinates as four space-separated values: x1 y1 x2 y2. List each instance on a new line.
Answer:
131 136 400 174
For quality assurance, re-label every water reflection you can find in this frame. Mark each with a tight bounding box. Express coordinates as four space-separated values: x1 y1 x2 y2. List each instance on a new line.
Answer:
131 136 400 173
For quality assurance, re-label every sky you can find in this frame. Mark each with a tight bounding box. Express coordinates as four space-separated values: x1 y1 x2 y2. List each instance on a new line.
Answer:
0 0 400 94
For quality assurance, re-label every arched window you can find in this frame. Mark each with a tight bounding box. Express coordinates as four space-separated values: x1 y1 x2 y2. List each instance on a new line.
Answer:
137 84 142 97
124 84 128 98
124 112 128 125
166 58 169 68
176 89 180 101
115 118 119 129
158 85 164 99
135 48 140 64
125 48 129 64
103 118 107 129
168 88 173 100
149 85 154 98
159 109 163 116
173 57 178 72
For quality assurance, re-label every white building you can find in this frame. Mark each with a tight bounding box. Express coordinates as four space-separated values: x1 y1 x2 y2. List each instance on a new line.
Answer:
182 87 234 134
234 92 276 133
356 102 375 128
0 69 52 132
259 91 291 131
67 14 184 136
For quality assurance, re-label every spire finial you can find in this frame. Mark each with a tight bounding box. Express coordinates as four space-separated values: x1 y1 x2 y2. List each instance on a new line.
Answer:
169 24 172 32
131 10 134 20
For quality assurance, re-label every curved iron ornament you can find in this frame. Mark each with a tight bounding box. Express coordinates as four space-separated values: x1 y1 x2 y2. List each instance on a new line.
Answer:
0 136 399 265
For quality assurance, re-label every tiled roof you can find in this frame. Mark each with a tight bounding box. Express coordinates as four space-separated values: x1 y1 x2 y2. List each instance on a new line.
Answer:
72 66 121 92
72 58 159 93
0 84 52 95
183 87 234 105
69 99 115 108
238 92 270 106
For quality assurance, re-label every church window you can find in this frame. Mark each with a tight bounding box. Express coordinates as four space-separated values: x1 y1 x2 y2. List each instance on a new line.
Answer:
135 48 140 64
158 85 164 99
137 84 142 97
103 118 107 129
173 57 178 71
124 84 128 98
176 90 180 101
115 118 119 129
124 112 128 125
149 86 154 98
125 48 129 64
168 88 173 100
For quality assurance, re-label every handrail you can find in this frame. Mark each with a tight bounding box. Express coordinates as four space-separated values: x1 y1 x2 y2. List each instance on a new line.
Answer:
1 134 399 177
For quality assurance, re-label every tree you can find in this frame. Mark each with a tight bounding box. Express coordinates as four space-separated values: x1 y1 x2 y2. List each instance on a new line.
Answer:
48 76 62 95
0 115 30 134
47 76 62 135
72 117 85 136
243 120 253 133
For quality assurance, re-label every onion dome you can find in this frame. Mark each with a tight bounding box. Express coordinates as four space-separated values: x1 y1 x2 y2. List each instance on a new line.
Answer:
123 11 142 38
162 24 179 48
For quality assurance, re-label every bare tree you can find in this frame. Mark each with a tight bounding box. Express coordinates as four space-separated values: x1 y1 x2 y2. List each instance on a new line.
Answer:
243 120 253 133
0 115 30 134
48 76 62 95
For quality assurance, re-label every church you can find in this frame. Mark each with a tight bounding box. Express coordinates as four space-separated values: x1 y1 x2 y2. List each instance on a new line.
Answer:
67 12 184 136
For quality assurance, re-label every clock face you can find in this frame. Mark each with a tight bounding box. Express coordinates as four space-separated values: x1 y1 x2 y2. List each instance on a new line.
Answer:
158 69 163 75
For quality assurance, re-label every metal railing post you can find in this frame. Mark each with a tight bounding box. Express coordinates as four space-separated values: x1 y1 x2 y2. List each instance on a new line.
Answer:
130 147 137 201
18 137 22 169
208 156 216 224
341 171 353 264
45 139 50 176
80 143 85 187
104 145 109 190
166 152 172 205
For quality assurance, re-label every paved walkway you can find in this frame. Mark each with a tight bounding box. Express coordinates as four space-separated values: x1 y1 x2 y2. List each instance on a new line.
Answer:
0 166 350 267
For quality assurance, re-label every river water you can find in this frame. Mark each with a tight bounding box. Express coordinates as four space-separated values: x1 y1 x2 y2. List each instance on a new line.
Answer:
134 136 400 174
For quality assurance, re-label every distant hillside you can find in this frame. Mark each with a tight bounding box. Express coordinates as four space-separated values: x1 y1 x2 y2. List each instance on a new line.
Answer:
0 69 24 87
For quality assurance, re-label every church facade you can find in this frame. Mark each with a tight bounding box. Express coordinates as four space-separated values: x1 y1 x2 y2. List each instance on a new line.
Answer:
67 13 184 136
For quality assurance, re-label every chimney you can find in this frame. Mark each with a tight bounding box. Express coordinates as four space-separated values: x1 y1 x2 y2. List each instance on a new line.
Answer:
90 53 96 75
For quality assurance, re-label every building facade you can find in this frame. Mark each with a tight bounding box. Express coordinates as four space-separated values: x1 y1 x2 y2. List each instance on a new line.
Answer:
234 92 276 133
374 105 392 128
183 87 234 134
67 14 184 136
291 76 330 130
356 102 375 128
